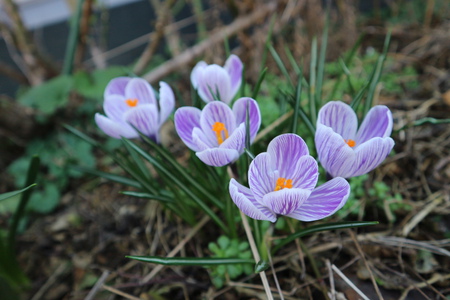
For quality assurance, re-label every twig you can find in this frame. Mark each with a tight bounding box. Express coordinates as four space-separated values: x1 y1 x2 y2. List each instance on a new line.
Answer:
133 0 176 75
84 271 110 300
399 273 450 300
331 264 370 300
141 214 210 283
142 2 277 83
74 0 94 68
402 192 444 236
31 262 70 300
240 210 274 300
326 260 336 300
254 111 293 143
267 243 284 300
101 284 141 300
348 229 384 300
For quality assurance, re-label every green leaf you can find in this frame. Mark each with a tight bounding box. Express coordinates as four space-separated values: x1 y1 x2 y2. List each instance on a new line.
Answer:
73 67 128 99
127 256 254 266
18 75 72 114
272 221 378 253
27 184 60 214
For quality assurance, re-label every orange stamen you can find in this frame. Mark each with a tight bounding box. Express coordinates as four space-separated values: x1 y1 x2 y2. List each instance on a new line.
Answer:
125 99 138 107
345 139 356 147
211 122 229 145
274 178 293 191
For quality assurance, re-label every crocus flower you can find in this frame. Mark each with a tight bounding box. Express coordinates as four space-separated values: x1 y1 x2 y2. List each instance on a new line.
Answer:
315 101 395 178
174 97 261 167
95 77 174 142
190 54 243 104
230 134 350 222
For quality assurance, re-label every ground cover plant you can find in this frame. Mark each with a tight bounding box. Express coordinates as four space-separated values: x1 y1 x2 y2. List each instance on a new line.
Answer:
0 0 449 299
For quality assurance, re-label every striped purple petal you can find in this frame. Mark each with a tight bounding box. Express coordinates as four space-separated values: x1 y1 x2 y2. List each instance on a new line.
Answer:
350 137 395 177
190 61 207 89
174 107 202 151
124 104 159 141
317 101 357 140
232 97 261 142
356 105 393 144
315 124 356 178
224 54 243 98
248 153 276 202
104 77 130 97
124 78 156 105
197 65 232 104
287 177 350 221
103 94 129 122
261 188 311 216
196 147 240 167
220 123 246 153
229 179 277 222
200 101 236 147
95 113 137 139
158 81 175 125
267 134 310 181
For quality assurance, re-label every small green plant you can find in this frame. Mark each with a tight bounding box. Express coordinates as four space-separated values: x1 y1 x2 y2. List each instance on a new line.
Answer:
207 236 253 288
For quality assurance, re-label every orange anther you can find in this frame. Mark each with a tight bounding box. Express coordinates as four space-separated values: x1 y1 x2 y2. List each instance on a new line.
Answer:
211 122 229 145
274 178 293 191
345 139 356 147
125 99 138 107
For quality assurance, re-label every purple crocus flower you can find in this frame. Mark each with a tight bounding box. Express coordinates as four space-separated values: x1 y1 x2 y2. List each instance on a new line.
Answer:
95 77 175 142
174 97 261 167
190 54 243 104
229 134 350 222
315 101 395 178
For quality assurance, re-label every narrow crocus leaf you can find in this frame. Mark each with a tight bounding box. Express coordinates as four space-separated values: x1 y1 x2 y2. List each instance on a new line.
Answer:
122 139 228 234
127 256 254 266
70 166 142 188
272 221 378 253
137 131 225 210
0 184 37 202
9 155 40 249
120 191 175 203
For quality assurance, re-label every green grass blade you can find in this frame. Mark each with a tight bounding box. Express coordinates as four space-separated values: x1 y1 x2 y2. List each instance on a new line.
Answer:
316 17 329 107
339 58 355 95
252 67 267 99
120 191 175 203
284 45 301 75
0 184 37 202
273 221 378 254
70 166 142 188
64 124 100 148
8 156 40 249
62 0 85 75
309 37 318 126
138 133 225 210
364 31 391 116
127 256 254 266
122 139 228 234
259 14 277 74
268 44 294 88
121 138 152 181
292 70 303 134
328 34 364 101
